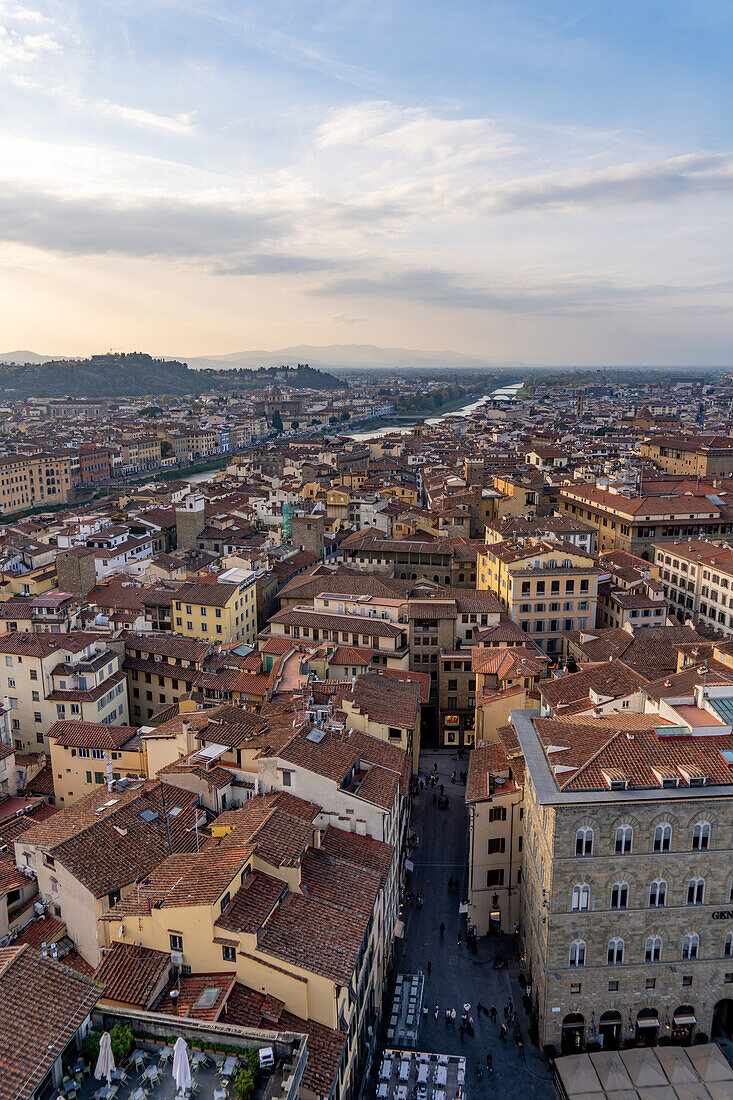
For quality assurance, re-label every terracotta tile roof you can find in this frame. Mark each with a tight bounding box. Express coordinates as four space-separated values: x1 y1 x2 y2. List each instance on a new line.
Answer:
13 913 66 948
377 667 432 703
0 853 29 895
328 645 373 667
125 632 210 662
270 606 404 639
95 941 171 1009
472 645 548 679
318 825 394 886
539 660 649 709
173 580 239 607
108 828 257 914
475 617 531 645
0 944 101 1100
155 971 237 1021
257 889 367 985
46 720 140 750
225 982 346 1100
338 671 421 731
0 799 57 844
17 781 200 898
466 742 519 803
214 798 315 869
277 724 409 808
214 870 285 934
300 846 381 920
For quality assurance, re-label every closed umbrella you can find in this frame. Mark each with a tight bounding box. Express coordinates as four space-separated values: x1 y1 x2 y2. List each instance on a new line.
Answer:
94 1032 115 1087
172 1036 192 1095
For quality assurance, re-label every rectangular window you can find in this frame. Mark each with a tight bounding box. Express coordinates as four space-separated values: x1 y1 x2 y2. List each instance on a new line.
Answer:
222 945 236 962
488 837 506 854
486 869 504 886
169 933 183 952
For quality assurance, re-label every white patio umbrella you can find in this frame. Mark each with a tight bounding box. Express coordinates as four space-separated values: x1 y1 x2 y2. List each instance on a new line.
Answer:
172 1036 192 1095
94 1031 116 1087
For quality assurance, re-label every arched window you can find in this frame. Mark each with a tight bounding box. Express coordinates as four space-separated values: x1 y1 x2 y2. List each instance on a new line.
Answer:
575 826 593 856
645 935 662 962
687 877 705 905
682 933 699 960
615 825 633 854
610 881 629 909
725 932 733 958
649 878 667 907
654 823 672 852
607 937 624 965
571 883 590 911
569 940 586 967
692 821 711 851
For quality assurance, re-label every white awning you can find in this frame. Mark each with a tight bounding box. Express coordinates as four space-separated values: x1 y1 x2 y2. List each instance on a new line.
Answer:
637 1017 660 1028
673 1013 696 1026
394 919 405 938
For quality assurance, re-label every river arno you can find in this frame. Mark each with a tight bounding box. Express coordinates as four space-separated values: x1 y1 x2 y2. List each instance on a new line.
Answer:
345 380 523 441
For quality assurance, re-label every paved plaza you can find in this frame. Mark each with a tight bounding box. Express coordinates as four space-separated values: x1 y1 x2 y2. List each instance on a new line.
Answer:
390 749 555 1100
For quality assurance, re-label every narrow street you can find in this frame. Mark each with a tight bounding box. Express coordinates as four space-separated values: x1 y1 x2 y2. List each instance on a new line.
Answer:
395 750 555 1100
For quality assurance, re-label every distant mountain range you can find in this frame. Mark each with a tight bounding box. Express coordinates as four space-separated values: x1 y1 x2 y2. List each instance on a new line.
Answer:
184 344 527 373
0 345 526 372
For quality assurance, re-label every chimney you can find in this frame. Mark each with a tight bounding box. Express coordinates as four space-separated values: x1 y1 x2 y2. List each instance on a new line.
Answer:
104 751 114 791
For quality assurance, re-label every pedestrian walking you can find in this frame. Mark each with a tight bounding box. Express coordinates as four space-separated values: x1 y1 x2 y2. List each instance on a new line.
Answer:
427 958 432 975
459 1024 465 1042
439 922 445 938
422 1006 429 1019
432 792 437 806
434 1004 439 1021
451 1008 456 1027
518 1039 525 1061
503 1003 509 1020
445 1008 450 1027
440 783 444 796
486 1054 493 1074
457 929 462 946
489 1005 497 1023
477 1001 485 1016
476 1061 483 1080
451 771 456 783
499 1023 507 1043
433 762 438 772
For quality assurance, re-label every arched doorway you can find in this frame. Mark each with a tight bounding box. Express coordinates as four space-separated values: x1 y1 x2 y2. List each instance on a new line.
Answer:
713 999 733 1039
599 1010 622 1050
636 1008 659 1046
672 1005 696 1045
561 1013 585 1055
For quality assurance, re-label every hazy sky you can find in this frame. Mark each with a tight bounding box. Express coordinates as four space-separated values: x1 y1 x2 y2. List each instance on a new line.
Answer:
1 0 732 363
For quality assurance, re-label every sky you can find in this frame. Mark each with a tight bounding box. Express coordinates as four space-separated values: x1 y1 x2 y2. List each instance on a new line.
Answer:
0 0 732 364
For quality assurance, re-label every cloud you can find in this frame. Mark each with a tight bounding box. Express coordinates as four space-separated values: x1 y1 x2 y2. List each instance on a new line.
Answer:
0 180 284 259
312 267 733 315
316 100 514 166
331 312 365 325
0 23 60 65
96 101 196 135
214 253 346 276
482 152 733 213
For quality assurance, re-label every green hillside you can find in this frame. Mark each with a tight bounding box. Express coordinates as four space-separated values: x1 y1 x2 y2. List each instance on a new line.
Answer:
0 353 343 398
